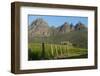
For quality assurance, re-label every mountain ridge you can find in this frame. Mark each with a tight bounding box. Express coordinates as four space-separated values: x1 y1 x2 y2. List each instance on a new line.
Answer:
28 18 87 36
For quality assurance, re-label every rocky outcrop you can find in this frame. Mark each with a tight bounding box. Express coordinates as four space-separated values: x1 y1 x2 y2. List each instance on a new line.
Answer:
75 22 87 30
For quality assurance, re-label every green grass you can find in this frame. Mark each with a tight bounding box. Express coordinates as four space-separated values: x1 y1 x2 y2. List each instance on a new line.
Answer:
28 43 87 60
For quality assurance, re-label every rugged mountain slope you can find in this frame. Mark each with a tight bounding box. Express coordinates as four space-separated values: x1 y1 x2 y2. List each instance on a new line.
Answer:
28 18 50 37
28 18 50 42
75 22 87 30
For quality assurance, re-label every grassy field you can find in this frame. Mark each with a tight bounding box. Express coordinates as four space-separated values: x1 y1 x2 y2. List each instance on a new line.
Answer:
28 43 88 60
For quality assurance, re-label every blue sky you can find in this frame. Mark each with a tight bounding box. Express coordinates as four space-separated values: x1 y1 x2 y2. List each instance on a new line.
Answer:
28 15 88 27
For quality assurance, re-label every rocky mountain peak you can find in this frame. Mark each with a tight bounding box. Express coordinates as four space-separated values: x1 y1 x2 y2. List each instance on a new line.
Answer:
57 22 71 33
30 18 49 28
75 22 87 30
28 18 50 39
70 23 75 31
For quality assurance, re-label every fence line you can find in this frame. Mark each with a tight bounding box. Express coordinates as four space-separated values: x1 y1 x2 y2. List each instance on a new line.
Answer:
50 44 54 56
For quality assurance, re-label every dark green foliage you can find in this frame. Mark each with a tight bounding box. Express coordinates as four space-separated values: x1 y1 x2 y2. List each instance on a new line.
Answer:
28 44 42 60
30 30 87 48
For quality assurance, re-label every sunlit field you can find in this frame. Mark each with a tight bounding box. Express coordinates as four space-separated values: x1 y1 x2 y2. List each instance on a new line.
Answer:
28 43 87 60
